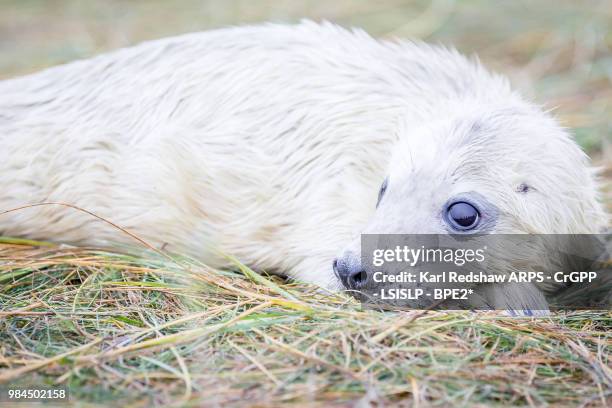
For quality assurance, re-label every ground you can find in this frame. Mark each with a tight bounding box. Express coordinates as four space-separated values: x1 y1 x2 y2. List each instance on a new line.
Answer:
1 242 610 406
0 1 610 406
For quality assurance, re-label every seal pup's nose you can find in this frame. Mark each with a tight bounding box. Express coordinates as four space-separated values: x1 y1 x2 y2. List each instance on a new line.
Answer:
333 257 367 290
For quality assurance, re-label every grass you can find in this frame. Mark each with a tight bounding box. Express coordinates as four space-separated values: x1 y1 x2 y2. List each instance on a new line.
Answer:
0 0 611 406
0 239 610 406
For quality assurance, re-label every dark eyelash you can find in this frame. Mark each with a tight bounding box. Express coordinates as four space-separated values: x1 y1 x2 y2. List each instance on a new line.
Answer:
376 178 388 208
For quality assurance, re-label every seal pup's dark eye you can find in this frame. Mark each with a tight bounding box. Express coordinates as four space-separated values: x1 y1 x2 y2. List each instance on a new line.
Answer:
376 178 388 208
446 201 480 230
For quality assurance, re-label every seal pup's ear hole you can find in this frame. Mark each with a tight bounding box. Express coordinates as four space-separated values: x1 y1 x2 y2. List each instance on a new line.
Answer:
516 183 533 194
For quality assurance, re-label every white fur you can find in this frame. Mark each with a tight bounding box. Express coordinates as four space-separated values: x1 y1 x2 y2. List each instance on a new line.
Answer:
0 22 607 290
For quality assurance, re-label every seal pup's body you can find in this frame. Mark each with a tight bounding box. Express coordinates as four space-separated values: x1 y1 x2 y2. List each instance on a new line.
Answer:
0 22 606 304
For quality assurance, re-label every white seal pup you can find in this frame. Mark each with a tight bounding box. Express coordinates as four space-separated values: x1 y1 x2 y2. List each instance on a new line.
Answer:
0 22 607 310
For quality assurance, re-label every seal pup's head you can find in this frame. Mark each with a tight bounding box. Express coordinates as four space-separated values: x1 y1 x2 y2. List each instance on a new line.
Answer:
333 100 607 311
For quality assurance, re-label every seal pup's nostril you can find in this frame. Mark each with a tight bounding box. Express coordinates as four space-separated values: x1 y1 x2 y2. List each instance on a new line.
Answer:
334 258 351 288
348 268 367 290
332 259 340 279
334 256 367 290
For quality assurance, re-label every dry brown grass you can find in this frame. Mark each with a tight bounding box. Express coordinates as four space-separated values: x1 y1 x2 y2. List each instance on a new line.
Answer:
0 238 611 406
